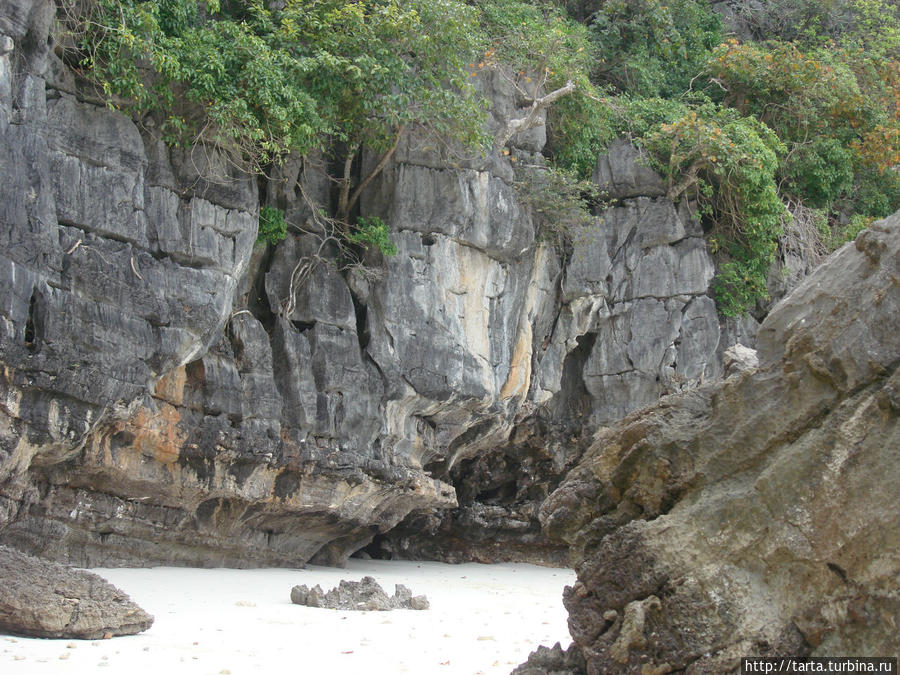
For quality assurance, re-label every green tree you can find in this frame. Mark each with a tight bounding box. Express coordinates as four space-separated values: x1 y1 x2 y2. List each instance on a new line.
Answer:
589 0 723 98
63 0 487 224
643 104 787 316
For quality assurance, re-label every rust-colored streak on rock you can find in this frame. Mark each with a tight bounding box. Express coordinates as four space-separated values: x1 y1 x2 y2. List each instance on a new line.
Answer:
153 366 188 406
124 404 186 465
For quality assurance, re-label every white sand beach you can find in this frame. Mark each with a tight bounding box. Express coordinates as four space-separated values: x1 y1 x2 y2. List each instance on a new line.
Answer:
0 559 575 675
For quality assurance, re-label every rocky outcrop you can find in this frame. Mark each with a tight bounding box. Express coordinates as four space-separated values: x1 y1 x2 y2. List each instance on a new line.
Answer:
0 545 153 638
512 642 586 675
2 0 764 569
521 216 900 672
290 576 428 611
366 133 727 564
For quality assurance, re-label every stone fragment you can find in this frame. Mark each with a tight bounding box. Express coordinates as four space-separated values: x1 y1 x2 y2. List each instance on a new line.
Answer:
289 577 428 611
723 342 759 376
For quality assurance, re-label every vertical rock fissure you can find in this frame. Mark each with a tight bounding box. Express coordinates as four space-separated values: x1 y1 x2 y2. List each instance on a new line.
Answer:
23 289 41 354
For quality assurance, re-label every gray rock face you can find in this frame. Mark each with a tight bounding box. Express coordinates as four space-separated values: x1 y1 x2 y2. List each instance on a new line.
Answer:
0 0 452 568
365 152 724 564
0 545 153 638
525 216 900 672
290 576 428 611
0 0 778 569
593 139 666 200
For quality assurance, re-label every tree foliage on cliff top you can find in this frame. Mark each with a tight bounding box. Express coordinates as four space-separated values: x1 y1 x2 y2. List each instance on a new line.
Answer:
62 0 487 167
543 0 900 315
60 0 594 248
60 0 900 316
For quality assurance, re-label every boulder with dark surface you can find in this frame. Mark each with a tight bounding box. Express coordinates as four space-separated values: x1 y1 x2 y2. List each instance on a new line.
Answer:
0 546 153 639
511 642 585 675
520 215 900 672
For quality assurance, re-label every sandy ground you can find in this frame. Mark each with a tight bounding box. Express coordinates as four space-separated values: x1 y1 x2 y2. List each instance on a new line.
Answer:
0 559 575 674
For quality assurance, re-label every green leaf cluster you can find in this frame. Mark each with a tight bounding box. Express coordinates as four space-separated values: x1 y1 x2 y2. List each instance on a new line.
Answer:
709 39 900 219
546 0 900 315
589 0 724 98
643 104 786 315
257 205 286 245
66 0 486 166
346 216 397 257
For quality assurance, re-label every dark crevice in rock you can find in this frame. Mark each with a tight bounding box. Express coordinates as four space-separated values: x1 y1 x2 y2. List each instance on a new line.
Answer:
24 289 42 354
423 457 448 479
57 218 148 253
246 249 278 333
476 480 516 505
549 331 595 422
291 320 315 334
349 292 370 351
826 562 849 583
445 418 499 467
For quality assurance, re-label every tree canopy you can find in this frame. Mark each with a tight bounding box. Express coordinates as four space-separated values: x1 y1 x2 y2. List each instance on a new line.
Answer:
60 0 900 315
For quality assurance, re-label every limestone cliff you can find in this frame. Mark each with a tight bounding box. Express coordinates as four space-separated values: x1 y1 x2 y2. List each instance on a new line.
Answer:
2 0 764 568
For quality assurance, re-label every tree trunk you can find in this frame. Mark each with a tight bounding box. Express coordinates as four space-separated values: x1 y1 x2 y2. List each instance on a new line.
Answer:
336 127 405 225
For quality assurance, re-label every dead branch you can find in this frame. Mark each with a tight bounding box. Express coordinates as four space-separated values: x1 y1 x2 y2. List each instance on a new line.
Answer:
130 255 143 280
666 159 705 201
494 80 575 150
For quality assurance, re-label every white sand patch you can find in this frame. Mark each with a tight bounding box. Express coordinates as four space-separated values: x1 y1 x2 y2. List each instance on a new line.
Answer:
0 559 574 674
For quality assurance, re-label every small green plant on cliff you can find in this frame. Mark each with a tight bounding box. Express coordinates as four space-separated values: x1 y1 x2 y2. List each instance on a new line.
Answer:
514 164 599 247
346 216 397 257
257 206 286 245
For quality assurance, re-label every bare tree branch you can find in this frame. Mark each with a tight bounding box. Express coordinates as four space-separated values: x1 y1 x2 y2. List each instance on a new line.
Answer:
494 80 576 150
666 159 705 201
336 148 357 225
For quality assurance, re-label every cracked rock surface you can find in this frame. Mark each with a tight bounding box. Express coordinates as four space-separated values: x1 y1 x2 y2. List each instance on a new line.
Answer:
521 216 900 672
1 0 780 568
0 545 153 638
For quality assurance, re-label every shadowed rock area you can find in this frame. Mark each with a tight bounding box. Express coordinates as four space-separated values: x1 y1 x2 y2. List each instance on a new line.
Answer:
517 215 900 672
0 545 153 639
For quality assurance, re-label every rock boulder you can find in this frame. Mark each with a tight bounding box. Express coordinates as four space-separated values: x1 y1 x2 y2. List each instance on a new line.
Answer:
524 215 900 672
0 546 153 639
290 576 428 611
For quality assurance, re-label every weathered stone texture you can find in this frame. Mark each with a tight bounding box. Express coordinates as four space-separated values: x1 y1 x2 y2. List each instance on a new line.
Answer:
2 0 766 569
365 142 728 565
524 216 900 672
0 545 153 639
290 576 428 611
